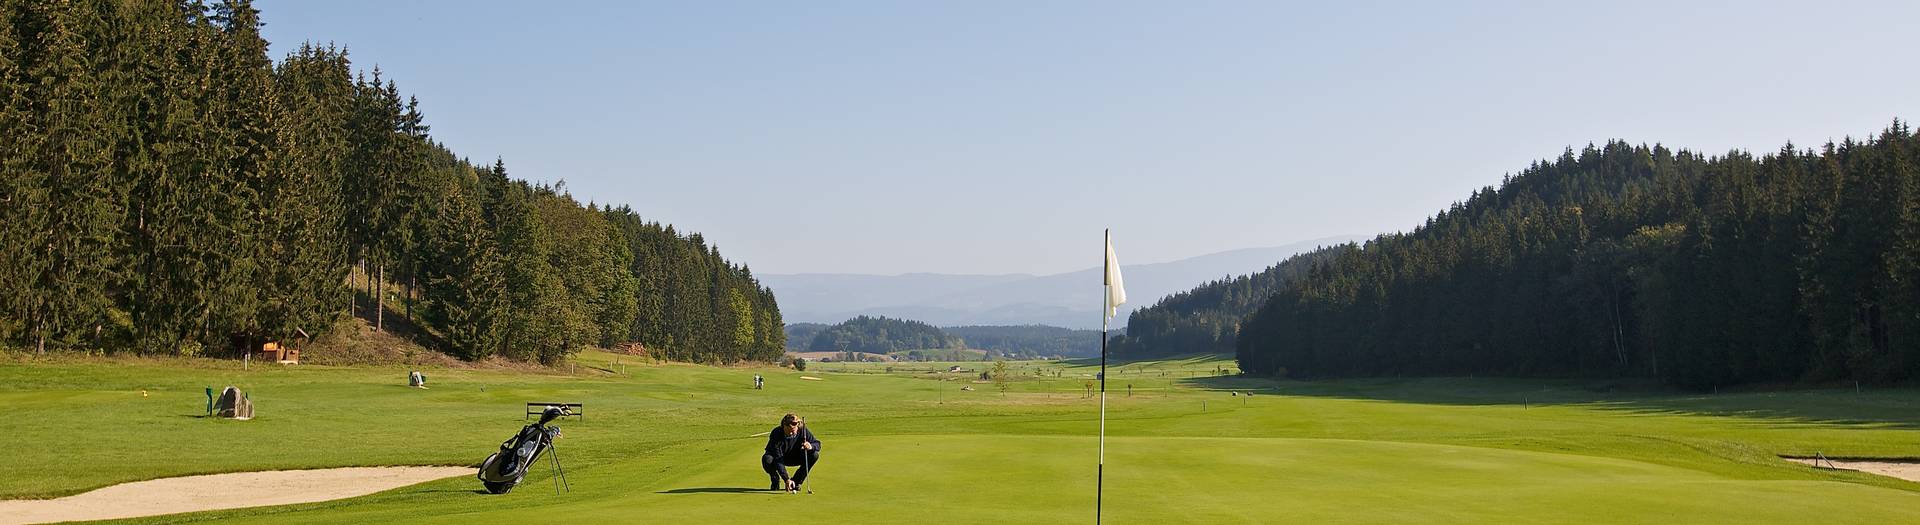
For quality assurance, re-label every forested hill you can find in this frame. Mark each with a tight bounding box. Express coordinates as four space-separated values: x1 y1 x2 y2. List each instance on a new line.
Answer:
1110 245 1352 359
787 321 1100 358
806 316 960 354
783 323 831 352
1236 124 1920 389
943 325 1101 358
0 1 782 363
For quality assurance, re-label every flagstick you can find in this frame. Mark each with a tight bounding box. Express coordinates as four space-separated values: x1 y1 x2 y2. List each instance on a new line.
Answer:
1098 313 1108 524
1097 229 1110 525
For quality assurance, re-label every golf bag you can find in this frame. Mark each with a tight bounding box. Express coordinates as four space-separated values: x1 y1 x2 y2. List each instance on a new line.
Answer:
477 406 570 494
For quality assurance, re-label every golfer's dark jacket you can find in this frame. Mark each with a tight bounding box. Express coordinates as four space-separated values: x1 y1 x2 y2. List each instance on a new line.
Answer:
764 426 821 463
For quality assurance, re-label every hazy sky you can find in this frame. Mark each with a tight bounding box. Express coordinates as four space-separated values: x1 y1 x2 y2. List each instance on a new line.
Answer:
256 1 1920 276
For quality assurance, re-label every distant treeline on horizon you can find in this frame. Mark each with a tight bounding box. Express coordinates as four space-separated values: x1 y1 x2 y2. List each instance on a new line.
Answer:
1127 124 1920 390
0 0 783 363
785 317 1101 359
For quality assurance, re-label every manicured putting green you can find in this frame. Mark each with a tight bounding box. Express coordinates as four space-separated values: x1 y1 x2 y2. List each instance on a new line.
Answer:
3 354 1918 523
582 435 1920 524
194 435 1920 524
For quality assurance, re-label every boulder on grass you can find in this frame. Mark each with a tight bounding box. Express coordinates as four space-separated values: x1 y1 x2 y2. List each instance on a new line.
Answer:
214 386 254 420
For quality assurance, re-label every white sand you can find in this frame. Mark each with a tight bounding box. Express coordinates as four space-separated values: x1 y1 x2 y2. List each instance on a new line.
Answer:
0 466 471 525
1787 457 1920 483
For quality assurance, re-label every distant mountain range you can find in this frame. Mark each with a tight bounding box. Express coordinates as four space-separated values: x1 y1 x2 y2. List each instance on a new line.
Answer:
763 235 1368 330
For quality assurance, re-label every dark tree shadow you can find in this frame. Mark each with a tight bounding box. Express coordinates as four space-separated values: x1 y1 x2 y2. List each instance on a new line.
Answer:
1183 375 1920 430
410 489 496 495
657 487 771 494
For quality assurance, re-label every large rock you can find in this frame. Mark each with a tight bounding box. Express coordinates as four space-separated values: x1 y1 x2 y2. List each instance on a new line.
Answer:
214 386 254 420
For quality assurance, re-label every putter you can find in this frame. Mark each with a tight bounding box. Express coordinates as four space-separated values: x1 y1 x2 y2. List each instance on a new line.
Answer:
801 420 816 494
801 449 816 494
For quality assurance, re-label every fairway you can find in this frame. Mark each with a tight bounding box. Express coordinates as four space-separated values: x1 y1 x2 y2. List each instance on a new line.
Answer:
3 353 1918 524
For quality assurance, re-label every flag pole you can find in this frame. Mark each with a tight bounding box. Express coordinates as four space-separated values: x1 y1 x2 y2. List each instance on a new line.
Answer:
1097 228 1109 525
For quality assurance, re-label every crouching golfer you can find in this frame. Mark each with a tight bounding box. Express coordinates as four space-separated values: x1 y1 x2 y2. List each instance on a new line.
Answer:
762 413 821 493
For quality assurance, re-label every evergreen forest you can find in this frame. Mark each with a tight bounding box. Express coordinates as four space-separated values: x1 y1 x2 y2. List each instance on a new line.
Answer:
0 0 783 363
782 322 829 352
1224 126 1920 389
805 316 959 354
1111 246 1350 359
944 324 1101 358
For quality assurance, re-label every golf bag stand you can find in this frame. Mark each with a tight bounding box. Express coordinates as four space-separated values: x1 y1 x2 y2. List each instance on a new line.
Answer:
546 434 571 493
477 406 570 494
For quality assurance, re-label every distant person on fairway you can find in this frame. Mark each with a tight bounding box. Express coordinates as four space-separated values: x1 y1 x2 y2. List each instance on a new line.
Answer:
762 413 821 493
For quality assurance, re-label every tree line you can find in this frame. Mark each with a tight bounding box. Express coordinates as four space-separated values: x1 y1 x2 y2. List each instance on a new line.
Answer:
805 315 960 354
0 0 783 363
782 322 829 351
1110 246 1350 359
944 325 1100 358
788 318 1101 359
1232 125 1920 389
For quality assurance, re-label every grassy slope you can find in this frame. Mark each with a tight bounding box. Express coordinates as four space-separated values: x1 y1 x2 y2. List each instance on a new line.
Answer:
1 352 1916 524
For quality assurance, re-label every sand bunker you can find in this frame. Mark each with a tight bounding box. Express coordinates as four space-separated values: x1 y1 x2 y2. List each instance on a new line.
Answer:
1786 457 1920 483
0 466 470 525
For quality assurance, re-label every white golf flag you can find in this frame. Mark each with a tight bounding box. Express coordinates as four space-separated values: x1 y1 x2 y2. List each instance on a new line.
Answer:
1104 231 1127 322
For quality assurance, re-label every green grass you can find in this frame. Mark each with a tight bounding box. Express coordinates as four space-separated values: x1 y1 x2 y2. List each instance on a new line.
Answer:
3 352 1918 523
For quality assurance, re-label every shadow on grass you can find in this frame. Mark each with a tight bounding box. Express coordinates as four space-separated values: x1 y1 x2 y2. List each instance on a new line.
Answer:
1062 352 1232 369
657 487 770 494
412 489 496 495
1182 375 1920 430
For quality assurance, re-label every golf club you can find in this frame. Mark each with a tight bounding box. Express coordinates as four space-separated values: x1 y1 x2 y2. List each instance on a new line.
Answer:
792 417 816 494
801 452 816 494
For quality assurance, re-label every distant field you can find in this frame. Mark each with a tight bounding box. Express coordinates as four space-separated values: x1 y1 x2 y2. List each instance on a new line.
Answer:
887 348 989 361
786 348 995 363
785 350 896 362
2 351 1917 523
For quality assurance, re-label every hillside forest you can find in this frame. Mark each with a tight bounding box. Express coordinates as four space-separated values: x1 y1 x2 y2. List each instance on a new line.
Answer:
1133 124 1920 389
0 0 783 363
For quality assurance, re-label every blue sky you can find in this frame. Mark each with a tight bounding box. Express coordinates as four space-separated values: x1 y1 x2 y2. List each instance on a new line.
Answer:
257 1 1920 275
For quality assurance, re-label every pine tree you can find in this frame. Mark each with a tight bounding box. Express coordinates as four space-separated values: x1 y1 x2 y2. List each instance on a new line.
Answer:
725 287 755 357
1873 122 1919 380
420 166 506 359
0 0 36 346
199 0 274 344
489 176 569 362
261 43 355 342
12 0 124 354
